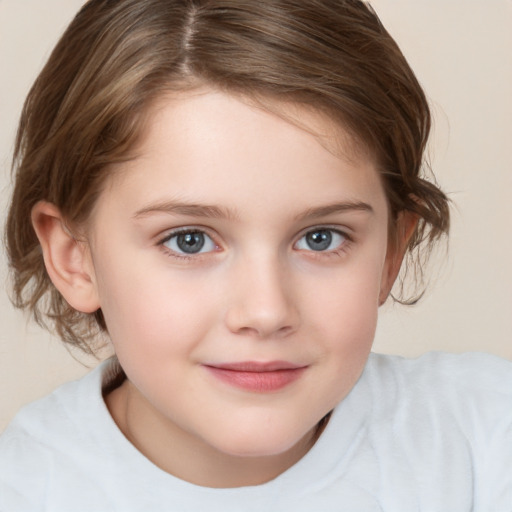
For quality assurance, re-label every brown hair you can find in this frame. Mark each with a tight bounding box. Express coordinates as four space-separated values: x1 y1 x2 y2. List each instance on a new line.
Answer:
5 0 449 354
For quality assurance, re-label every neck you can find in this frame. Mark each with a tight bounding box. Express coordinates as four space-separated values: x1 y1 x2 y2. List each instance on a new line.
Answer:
105 379 317 488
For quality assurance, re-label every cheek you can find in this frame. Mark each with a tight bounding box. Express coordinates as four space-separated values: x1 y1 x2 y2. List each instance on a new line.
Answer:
304 256 384 354
93 252 219 357
315 289 378 352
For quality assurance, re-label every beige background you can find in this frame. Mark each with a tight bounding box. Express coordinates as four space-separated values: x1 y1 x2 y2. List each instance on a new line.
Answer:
1 0 511 432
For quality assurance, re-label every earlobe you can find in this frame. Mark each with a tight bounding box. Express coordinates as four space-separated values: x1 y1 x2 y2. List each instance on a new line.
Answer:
31 201 100 313
379 210 418 305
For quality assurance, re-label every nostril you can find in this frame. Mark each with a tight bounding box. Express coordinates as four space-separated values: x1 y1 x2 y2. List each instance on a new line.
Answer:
224 302 299 339
223 263 300 338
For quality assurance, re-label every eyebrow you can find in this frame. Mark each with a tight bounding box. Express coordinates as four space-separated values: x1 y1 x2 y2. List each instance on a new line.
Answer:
295 201 374 221
133 200 238 220
133 199 373 221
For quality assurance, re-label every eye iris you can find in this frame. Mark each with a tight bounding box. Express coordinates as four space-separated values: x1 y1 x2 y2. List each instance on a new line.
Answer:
176 232 205 253
306 230 332 251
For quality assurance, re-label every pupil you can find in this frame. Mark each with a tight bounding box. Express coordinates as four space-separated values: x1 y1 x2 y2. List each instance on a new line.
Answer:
306 230 332 251
177 232 205 253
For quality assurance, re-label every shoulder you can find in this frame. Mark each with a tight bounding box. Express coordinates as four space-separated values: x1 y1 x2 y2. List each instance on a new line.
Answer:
365 350 512 398
362 351 512 429
0 361 105 443
0 362 109 510
359 352 512 507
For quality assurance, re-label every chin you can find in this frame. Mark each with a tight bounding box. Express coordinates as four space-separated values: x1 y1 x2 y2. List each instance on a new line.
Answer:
210 423 312 459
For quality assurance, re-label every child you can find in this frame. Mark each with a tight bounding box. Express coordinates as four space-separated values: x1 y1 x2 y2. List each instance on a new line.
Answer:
1 0 511 510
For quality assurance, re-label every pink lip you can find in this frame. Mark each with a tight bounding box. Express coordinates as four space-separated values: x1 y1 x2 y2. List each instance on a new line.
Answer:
204 361 307 392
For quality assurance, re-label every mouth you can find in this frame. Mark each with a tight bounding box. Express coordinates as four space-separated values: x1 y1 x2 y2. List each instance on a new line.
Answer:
203 361 307 392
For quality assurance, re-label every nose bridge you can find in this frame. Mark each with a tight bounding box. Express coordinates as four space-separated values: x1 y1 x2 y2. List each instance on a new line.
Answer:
224 248 298 338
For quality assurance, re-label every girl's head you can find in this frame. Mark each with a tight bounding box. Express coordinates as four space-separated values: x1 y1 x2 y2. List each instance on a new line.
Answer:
6 0 449 355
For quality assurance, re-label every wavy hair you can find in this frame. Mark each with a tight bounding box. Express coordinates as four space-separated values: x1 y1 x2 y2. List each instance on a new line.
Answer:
5 0 449 354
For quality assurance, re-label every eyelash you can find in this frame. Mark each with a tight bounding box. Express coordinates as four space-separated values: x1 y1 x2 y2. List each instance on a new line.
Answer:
157 226 352 261
157 227 220 261
294 227 352 259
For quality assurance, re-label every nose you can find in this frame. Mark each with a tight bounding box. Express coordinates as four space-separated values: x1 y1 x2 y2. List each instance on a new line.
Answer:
224 254 299 339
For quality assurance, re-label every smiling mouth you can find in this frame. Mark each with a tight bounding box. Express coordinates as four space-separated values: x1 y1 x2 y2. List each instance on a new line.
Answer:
203 361 307 392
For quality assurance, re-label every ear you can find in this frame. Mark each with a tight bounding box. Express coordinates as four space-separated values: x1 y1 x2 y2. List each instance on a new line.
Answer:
31 201 100 313
379 210 418 305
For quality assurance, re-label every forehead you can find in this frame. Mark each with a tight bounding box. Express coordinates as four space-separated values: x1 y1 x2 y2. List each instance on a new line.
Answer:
94 88 387 222
121 88 375 165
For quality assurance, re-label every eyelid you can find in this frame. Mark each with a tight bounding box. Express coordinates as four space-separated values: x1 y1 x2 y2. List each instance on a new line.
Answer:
295 225 353 242
155 224 353 260
293 225 352 253
157 226 222 257
158 224 216 240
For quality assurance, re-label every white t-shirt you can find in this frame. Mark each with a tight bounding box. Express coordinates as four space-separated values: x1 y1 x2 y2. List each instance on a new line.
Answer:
1 352 511 511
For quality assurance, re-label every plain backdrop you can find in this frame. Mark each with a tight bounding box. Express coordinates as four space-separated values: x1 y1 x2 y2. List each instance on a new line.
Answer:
1 0 511 432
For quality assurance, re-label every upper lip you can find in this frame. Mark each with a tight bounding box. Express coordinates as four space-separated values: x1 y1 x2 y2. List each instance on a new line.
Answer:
204 361 306 372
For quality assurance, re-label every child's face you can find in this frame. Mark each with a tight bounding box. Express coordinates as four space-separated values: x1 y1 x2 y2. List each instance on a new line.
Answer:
83 89 397 475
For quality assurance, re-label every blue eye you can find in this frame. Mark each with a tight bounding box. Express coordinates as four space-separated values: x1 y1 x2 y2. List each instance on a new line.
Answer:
163 230 216 255
295 229 346 252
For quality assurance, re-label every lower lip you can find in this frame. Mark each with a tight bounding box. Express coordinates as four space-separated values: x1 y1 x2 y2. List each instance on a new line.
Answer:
204 366 306 392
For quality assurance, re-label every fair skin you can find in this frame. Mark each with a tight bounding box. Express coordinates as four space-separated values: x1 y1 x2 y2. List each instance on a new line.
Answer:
32 89 413 488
